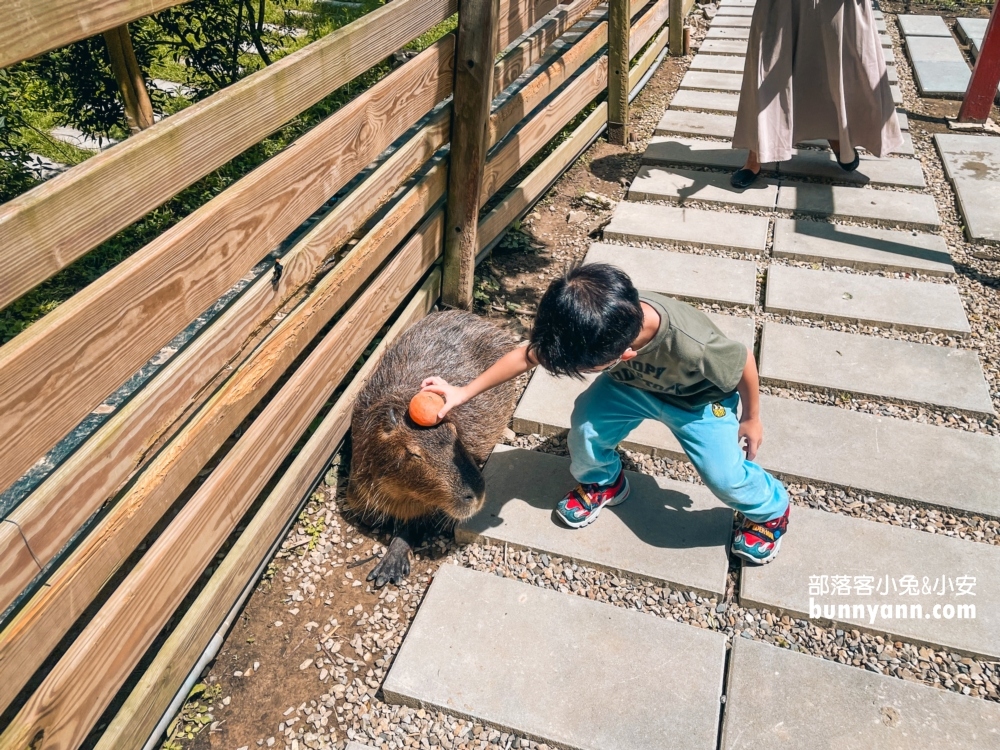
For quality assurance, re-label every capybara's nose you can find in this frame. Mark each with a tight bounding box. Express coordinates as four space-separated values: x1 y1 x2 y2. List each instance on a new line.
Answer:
461 492 477 505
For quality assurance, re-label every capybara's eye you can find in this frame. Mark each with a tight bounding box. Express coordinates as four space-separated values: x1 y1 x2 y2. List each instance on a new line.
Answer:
406 449 423 461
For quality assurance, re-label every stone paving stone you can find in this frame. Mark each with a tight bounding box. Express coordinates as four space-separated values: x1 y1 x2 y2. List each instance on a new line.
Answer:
716 6 754 16
777 148 926 188
628 165 779 209
706 26 751 40
883 45 896 64
457 446 733 594
655 109 737 138
899 13 952 37
957 17 988 45
644 138 923 188
722 639 1000 750
670 89 741 113
383 565 727 750
776 182 941 230
906 36 971 97
765 265 969 333
741 507 1000 659
587 243 758 306
713 15 752 27
771 218 954 275
700 39 749 55
757 395 1000 517
953 178 1000 244
897 110 909 130
679 71 744 92
891 83 902 104
690 54 746 73
758 322 993 414
934 133 1000 181
604 201 770 253
798 130 914 155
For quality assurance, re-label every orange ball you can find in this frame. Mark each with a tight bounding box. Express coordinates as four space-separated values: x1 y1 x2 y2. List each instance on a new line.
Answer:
409 391 445 427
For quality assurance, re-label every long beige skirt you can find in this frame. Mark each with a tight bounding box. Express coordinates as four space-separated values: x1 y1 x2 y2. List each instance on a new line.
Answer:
733 0 903 163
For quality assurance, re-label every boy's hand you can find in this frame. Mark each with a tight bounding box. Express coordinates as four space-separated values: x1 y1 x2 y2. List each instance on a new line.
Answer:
738 416 763 461
421 377 468 420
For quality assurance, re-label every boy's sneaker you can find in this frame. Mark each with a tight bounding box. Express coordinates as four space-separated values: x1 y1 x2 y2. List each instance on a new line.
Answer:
732 505 789 564
555 469 630 529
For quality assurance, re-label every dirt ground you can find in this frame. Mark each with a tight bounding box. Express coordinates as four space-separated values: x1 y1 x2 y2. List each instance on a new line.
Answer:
167 3 1000 748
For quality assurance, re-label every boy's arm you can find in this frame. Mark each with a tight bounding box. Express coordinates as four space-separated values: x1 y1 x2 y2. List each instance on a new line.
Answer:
422 343 537 419
735 350 763 460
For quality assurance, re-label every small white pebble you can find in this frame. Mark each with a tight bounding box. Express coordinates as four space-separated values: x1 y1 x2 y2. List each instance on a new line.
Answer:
299 658 313 670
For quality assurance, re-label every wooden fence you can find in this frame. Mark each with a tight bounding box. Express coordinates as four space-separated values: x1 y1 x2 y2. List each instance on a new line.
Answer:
0 0 680 746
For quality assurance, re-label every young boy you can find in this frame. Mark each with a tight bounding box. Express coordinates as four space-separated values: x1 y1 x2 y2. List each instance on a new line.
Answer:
422 263 790 564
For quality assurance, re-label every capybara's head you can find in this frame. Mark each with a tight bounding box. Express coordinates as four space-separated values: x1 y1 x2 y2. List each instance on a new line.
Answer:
355 396 487 523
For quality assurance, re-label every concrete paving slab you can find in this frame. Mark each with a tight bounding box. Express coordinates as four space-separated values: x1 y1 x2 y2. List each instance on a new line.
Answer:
897 110 909 130
457 446 733 594
756 395 1000 517
670 89 741 113
876 18 887 33
906 36 971 97
771 217 954 275
604 201 770 253
586 243 758 306
881 34 893 48
699 39 749 55
765 265 970 334
957 17 987 46
740 507 1000 659
934 132 1000 181
759 322 993 414
655 110 736 138
798 130 914 155
953 178 1000 244
383 565 727 750
713 15 752 27
706 26 751 40
776 182 941 230
722 638 1000 749
899 13 952 37
689 54 746 73
777 148 926 188
891 83 903 105
679 71 744 92
628 165 779 210
643 138 923 188
716 6 754 16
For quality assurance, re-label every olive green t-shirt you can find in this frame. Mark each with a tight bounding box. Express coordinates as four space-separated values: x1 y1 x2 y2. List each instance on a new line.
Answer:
606 291 748 410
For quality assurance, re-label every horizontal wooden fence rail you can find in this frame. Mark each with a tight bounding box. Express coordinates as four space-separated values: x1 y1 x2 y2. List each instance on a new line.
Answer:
0 0 457 313
0 36 455 500
1 0 192 69
96 267 444 750
0 108 452 614
497 0 560 52
0 160 448 716
0 211 446 750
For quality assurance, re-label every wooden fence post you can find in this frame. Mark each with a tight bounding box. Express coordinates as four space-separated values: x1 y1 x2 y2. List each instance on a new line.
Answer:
442 0 501 309
607 0 630 145
103 24 156 133
669 0 683 56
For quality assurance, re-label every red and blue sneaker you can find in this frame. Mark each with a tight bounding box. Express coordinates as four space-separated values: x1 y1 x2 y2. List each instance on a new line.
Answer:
555 469 630 529
732 505 789 564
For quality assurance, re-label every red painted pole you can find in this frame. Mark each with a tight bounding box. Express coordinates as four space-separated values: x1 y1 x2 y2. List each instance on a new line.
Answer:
957 3 1000 123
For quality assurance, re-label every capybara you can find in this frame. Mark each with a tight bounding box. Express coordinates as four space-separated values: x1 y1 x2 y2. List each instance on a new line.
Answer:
347 310 518 586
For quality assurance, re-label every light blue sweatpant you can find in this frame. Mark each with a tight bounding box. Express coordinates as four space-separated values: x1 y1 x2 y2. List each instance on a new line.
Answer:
568 374 789 523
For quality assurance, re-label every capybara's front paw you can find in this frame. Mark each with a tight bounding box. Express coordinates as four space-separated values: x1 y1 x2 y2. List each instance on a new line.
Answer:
367 536 411 588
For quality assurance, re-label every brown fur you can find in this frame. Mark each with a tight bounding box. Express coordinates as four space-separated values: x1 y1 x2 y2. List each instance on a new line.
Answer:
347 310 518 529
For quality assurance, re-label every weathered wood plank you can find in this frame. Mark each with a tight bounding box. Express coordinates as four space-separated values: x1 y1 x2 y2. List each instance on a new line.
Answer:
497 0 560 51
0 157 447 717
0 110 451 615
481 0 667 203
0 38 454 499
492 0 603 95
1 0 191 69
0 0 456 311
479 25 667 253
607 0 631 143
0 212 444 750
443 0 502 308
96 268 442 750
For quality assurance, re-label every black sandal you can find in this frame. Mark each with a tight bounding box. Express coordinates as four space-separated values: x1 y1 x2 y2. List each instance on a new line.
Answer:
837 148 860 172
730 167 760 189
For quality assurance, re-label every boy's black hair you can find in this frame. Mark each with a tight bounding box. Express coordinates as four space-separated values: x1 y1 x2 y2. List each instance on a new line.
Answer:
528 263 644 377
